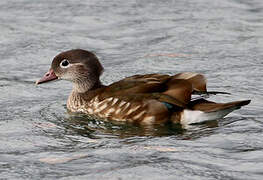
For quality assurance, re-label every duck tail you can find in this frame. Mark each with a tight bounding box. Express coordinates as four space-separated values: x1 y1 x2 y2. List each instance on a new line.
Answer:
171 99 251 125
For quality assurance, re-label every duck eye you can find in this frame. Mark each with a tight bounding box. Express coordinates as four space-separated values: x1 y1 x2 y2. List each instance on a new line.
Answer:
60 59 70 68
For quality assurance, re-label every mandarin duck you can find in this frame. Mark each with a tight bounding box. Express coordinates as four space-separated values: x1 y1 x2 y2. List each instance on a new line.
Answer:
36 49 250 125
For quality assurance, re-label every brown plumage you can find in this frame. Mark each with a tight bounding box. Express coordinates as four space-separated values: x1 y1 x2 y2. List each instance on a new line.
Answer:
36 49 251 125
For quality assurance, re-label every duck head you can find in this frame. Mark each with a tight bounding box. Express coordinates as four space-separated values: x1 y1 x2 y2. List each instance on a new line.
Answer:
36 49 104 93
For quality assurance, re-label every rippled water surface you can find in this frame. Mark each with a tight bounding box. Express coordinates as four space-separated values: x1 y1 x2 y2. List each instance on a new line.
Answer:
0 0 263 179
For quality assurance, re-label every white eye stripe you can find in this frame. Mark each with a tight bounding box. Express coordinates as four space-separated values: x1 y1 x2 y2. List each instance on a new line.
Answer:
59 61 84 69
60 59 70 68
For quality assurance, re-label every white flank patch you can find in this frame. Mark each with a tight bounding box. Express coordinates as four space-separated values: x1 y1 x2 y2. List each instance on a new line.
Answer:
181 107 237 125
180 110 205 125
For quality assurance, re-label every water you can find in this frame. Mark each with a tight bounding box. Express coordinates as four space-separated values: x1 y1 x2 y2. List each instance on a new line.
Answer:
0 0 263 179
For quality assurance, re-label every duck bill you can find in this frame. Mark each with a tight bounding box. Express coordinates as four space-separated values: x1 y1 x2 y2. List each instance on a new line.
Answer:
36 69 58 85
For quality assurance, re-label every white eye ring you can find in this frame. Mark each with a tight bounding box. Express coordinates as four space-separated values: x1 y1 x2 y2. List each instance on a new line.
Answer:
60 59 70 68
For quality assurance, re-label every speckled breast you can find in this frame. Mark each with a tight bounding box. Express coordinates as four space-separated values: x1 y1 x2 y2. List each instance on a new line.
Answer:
67 94 169 124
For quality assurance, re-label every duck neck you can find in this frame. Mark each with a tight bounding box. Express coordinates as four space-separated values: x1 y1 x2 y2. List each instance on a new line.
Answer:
67 80 105 112
73 80 104 94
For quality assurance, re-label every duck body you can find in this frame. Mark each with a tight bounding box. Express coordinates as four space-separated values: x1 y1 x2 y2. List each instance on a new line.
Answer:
36 49 250 125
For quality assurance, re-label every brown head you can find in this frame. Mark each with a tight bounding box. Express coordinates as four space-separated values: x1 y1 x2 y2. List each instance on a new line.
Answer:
36 49 104 92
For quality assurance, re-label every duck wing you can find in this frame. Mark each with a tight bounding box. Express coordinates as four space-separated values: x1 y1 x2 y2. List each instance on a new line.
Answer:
104 74 170 95
100 73 208 108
